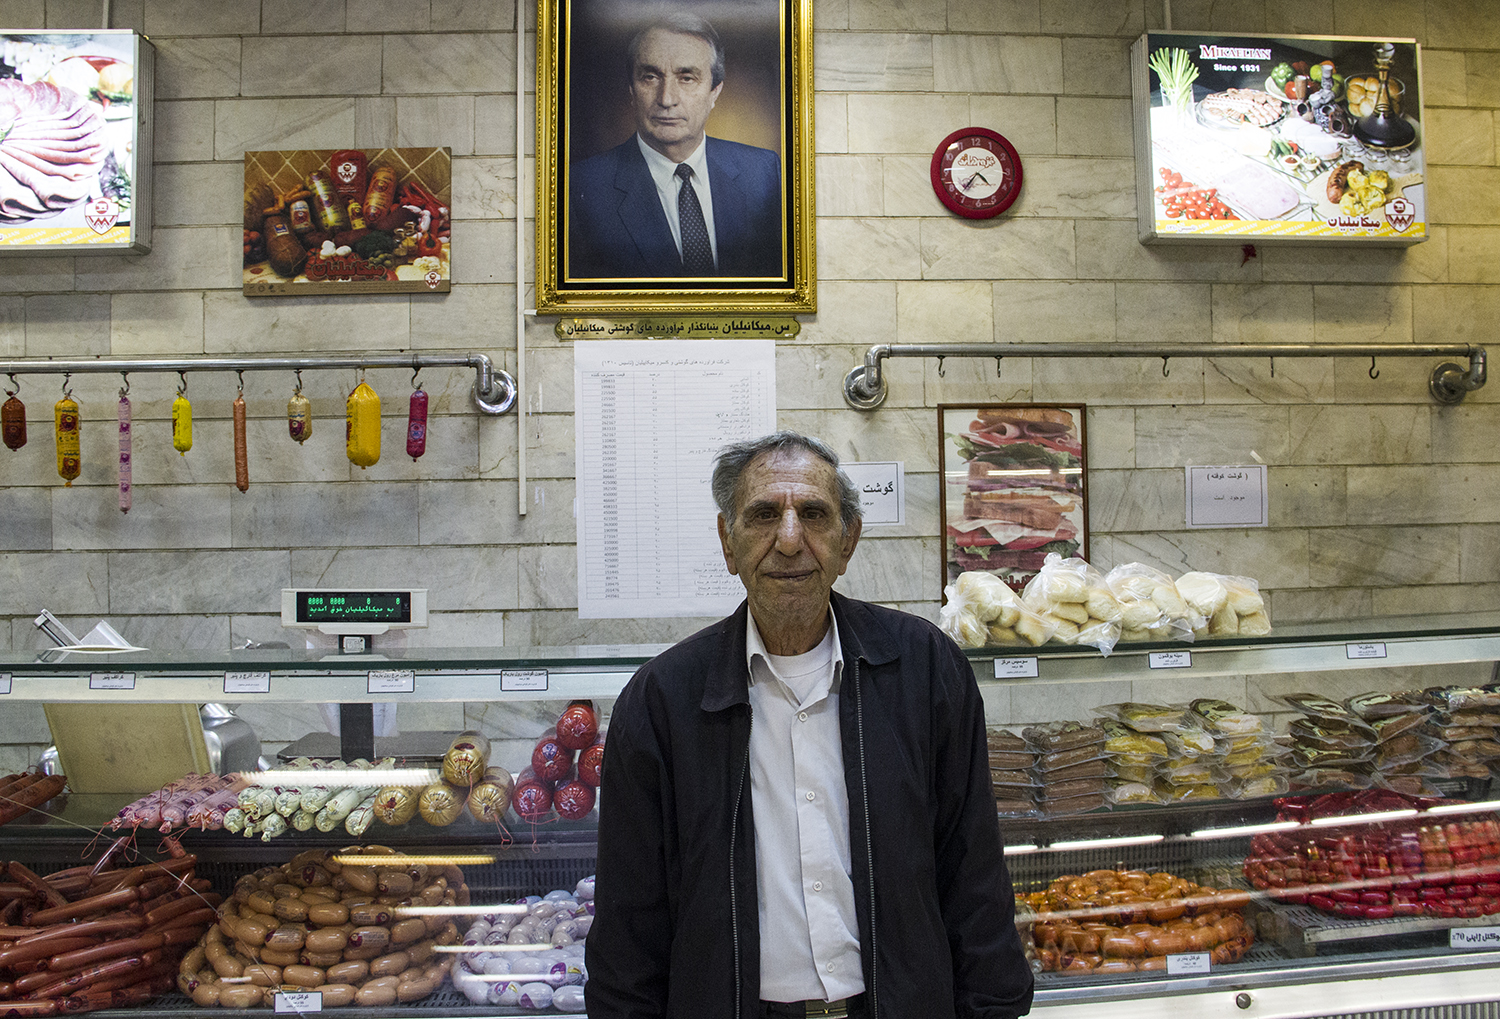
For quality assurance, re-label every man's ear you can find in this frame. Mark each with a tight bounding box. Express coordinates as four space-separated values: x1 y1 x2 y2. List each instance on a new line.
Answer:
837 517 862 576
718 514 739 576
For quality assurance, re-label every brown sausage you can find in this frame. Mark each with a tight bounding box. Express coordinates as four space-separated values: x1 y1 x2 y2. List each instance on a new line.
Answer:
266 924 307 950
218 983 265 1008
306 902 349 927
301 949 343 969
233 393 249 492
326 960 369 984
259 947 300 967
241 961 282 986
346 926 390 952
282 964 325 988
0 936 100 971
396 972 437 1002
388 917 427 945
191 980 222 1007
26 885 139 926
304 926 349 954
7 862 68 909
370 950 411 977
314 983 358 1007
0 774 67 826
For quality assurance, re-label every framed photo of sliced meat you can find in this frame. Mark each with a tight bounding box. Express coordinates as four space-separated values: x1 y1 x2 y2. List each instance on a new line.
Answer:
938 404 1087 597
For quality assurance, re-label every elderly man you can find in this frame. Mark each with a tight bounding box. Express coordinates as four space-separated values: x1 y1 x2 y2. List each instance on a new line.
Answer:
567 11 783 280
586 431 1034 1019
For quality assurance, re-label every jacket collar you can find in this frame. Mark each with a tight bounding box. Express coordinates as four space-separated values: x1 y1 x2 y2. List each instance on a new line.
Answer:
700 590 900 713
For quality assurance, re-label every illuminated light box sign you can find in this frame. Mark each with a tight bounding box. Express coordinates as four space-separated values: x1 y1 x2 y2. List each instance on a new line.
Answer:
0 30 153 254
1130 31 1425 246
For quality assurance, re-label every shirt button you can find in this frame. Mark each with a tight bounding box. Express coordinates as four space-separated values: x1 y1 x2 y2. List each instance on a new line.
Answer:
813 881 823 891
798 711 808 722
826 963 835 973
805 791 815 801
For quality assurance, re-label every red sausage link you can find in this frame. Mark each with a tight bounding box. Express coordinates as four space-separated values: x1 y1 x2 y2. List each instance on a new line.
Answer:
24 950 156 999
6 863 67 909
17 915 144 946
0 936 99 971
45 932 165 973
0 774 67 827
27 886 139 926
144 892 220 926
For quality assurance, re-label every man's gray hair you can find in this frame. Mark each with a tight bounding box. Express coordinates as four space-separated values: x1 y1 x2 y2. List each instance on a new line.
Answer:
712 431 863 534
626 11 726 88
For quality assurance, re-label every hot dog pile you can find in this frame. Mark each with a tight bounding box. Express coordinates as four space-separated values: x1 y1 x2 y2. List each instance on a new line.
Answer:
0 851 218 1014
1243 791 1500 921
1023 869 1255 973
179 846 462 1009
0 771 68 829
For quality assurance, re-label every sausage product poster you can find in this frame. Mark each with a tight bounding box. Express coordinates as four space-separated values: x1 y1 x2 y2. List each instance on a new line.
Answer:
574 340 776 619
0 31 152 253
243 147 451 296
1130 32 1426 244
938 404 1087 594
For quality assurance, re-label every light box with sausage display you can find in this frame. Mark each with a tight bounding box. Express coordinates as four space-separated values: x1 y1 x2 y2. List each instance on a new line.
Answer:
0 30 153 254
1130 32 1426 246
243 147 451 296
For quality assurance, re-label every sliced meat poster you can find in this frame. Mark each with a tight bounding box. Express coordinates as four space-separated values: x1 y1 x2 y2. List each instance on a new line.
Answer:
939 404 1088 593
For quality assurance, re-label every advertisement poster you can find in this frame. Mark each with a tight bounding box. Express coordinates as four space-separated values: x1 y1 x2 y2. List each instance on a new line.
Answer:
243 147 451 296
1131 32 1425 245
0 31 151 253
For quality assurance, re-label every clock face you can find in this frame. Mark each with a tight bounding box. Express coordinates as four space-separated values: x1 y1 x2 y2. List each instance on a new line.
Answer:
930 128 1023 219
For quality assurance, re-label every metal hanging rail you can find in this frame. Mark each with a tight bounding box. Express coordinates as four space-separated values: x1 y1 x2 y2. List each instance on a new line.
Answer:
0 353 517 414
842 342 1488 410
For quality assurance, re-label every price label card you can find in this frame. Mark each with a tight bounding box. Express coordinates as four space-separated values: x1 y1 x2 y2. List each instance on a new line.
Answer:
1450 927 1500 949
1346 643 1388 660
0 674 10 695
502 669 549 692
89 672 136 690
1148 651 1192 670
275 990 322 1013
1166 952 1211 975
224 671 271 695
367 670 415 694
993 658 1039 679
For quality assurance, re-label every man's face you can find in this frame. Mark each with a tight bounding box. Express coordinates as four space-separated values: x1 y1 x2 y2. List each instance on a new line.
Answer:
629 28 722 160
718 449 861 647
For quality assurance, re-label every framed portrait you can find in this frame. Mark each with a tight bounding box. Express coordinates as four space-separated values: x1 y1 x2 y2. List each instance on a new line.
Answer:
536 0 815 315
938 404 1089 596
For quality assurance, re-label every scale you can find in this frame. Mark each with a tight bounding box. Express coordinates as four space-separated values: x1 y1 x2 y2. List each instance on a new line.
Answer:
280 588 428 761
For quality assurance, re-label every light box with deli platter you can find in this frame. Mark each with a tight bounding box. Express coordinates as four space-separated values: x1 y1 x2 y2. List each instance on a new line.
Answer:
0 31 153 255
243 147 451 296
1130 31 1426 246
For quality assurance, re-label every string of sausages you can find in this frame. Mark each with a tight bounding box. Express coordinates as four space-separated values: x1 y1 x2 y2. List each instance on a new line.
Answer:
0 773 68 831
0 853 218 1015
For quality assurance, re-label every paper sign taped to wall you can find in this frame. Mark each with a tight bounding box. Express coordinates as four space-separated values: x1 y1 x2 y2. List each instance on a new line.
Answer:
842 461 904 526
1186 465 1268 528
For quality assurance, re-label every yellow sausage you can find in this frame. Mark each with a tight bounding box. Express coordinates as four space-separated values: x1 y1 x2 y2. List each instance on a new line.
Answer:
242 962 282 986
259 946 300 967
190 982 221 1007
355 976 399 1007
396 973 437 1002
345 381 381 467
171 392 192 454
304 926 349 954
267 924 307 950
273 896 310 922
301 950 343 969
370 950 411 977
389 918 427 946
218 984 265 1008
281 964 325 988
287 390 312 443
306 902 349 927
314 983 357 1007
326 960 369 985
54 395 80 484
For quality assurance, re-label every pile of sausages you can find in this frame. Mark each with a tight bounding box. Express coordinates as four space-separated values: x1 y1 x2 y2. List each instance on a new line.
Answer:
0 772 68 830
0 852 218 1015
110 773 247 834
180 846 465 1008
1022 868 1255 973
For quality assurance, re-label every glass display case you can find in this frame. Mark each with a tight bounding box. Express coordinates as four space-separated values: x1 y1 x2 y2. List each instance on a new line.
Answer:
0 613 1497 1017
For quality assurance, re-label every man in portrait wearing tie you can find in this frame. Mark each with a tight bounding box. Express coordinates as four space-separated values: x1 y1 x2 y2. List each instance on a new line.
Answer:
567 12 784 281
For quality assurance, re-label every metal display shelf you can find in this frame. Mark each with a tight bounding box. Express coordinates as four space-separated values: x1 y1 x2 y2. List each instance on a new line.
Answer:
1261 900 1500 955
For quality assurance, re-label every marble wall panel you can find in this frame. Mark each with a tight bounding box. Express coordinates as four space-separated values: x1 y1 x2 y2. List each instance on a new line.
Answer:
1013 157 1135 218
922 357 1034 406
947 0 1041 34
529 607 718 647
1075 220 1258 283
400 610 506 648
817 155 885 218
1008 679 1132 728
1428 166 1500 225
110 292 206 355
151 37 242 102
1086 406 1135 466
1087 467 1182 533
814 33 934 92
1031 355 1204 407
432 0 518 32
1210 283 1317 344
260 0 348 34
1431 404 1500 462
0 298 23 355
452 156 516 219
215 98 358 160
1445 227 1500 284
1040 0 1142 35
0 748 37 773
1330 354 1454 407
1313 284 1413 345
516 412 573 479
89 613 231 650
349 0 430 33
1347 464 1500 524
1115 282 1212 345
921 217 1075 280
898 280 994 345
202 292 413 353
53 486 233 551
0 490 51 550
978 684 1015 728
815 94 850 154
1061 37 1131 97
242 36 382 97
450 220 520 284
0 1 43 27
776 406 937 469
1470 52 1500 108
514 342 573 416
1287 405 1429 466
932 35 1062 95
846 0 946 31
398 97 479 155
414 283 518 350
383 34 515 95
232 482 419 547
882 155 944 217
151 164 241 229
1152 0 1264 32
1459 524 1500 585
145 1 258 34
356 97 399 148
0 553 109 615
287 544 519 610
845 94 972 154
108 550 291 613
1426 107 1497 166
1260 233 1448 287
1107 529 1313 588
1421 50 1468 108
775 342 873 411
1269 466 1348 528
416 479 575 546
1262 0 1335 35
154 100 216 164
1427 0 1500 50
1133 405 1288 467
73 227 237 293
1413 284 1500 347
1056 97 1133 157
1202 357 1338 406
841 535 939 603
818 218 923 281
352 415 483 483
1309 525 1465 586
474 94 523 157
1270 585 1372 623
992 280 1115 342
25 294 110 357
519 544 577 611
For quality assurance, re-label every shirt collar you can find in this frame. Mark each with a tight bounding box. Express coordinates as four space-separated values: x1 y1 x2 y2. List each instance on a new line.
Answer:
744 607 844 691
635 133 709 191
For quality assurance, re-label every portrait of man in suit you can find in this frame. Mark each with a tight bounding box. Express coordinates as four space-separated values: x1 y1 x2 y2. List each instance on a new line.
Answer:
567 10 785 282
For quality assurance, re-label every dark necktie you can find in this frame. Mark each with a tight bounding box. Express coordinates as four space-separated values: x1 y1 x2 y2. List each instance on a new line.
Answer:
675 163 714 275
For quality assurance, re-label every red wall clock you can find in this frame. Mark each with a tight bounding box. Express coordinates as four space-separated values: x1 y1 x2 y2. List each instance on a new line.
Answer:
930 127 1024 219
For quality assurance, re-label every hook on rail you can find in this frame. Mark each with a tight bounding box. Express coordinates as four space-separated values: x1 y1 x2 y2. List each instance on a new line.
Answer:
5 373 17 396
1161 357 1170 378
1369 357 1380 380
411 366 423 389
119 372 130 397
994 357 1003 379
176 370 188 396
61 373 72 398
293 369 304 395
935 356 945 378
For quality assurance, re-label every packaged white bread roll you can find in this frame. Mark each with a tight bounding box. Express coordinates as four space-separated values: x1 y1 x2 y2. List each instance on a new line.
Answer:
940 571 1057 649
1020 554 1121 656
1176 571 1271 638
1104 562 1199 642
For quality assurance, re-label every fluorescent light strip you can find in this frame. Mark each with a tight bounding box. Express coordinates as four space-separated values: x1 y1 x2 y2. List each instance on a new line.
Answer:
1048 834 1164 852
329 853 497 867
434 942 553 954
1424 799 1500 816
1309 809 1418 827
396 904 528 917
1004 844 1040 855
244 768 439 787
1189 820 1301 839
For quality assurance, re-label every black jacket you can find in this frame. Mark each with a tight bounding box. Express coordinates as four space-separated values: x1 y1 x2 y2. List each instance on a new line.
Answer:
585 592 1035 1019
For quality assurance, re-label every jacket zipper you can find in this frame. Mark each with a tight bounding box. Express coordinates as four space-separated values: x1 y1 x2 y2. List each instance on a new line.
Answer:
730 706 752 1019
853 657 877 1018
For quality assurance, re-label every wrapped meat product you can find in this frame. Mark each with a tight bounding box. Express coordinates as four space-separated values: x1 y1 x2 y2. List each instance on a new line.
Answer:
1022 720 1105 752
1093 702 1191 733
1190 698 1265 736
1346 690 1429 719
556 701 599 751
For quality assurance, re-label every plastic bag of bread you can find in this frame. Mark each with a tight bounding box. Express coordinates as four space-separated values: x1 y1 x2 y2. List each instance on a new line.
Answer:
1104 562 1199 642
940 571 1058 648
1175 571 1271 638
1020 553 1121 655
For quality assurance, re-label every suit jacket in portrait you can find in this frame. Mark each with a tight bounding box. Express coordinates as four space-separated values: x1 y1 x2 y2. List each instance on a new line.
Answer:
568 136 783 280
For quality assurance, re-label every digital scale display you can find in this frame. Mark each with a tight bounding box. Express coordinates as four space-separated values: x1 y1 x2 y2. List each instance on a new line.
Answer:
296 591 412 625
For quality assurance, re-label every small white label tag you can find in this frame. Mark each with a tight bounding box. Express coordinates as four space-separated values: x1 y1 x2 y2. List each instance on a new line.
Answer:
993 658 1039 679
1450 927 1500 949
1148 651 1192 669
0 674 10 695
1166 952 1211 975
224 671 271 694
89 672 136 690
1346 643 1388 660
275 990 322 1012
367 670 415 694
502 669 550 692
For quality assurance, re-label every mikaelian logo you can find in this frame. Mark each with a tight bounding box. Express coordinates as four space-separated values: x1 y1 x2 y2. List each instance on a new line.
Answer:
335 159 360 184
1385 197 1416 233
1199 45 1272 60
83 198 119 234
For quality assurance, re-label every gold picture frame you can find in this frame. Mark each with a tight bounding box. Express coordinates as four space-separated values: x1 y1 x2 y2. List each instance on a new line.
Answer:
536 0 814 315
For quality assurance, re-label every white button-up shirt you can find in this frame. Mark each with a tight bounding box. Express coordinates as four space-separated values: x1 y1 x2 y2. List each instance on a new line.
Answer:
745 611 864 1003
636 134 719 266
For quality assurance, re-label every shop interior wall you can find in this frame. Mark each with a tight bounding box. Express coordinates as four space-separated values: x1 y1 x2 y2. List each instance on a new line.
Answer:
0 0 1496 772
